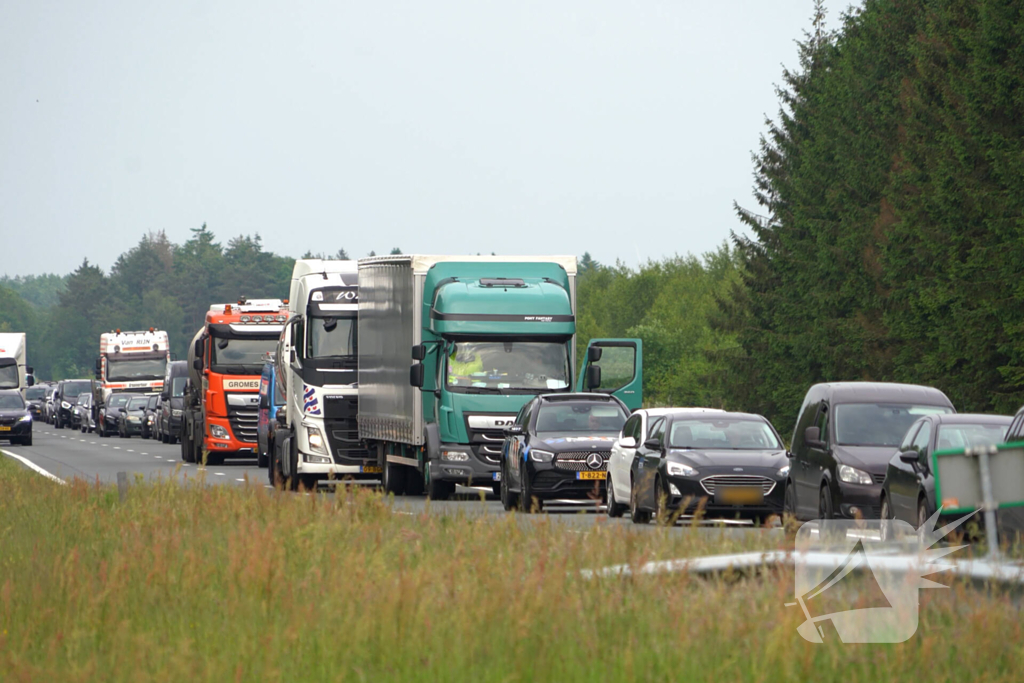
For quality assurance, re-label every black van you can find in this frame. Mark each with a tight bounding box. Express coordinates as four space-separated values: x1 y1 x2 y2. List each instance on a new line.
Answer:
156 360 188 444
785 382 954 521
53 379 94 429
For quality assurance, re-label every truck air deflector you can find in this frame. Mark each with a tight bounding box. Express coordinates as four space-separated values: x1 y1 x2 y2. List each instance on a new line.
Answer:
208 323 286 339
430 312 575 322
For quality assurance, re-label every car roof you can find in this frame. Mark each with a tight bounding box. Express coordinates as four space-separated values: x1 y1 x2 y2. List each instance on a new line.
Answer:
813 381 952 405
930 413 1012 425
643 407 725 417
663 410 770 423
537 392 621 403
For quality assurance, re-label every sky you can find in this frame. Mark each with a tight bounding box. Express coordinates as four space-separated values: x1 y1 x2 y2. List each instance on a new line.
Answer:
0 1 816 277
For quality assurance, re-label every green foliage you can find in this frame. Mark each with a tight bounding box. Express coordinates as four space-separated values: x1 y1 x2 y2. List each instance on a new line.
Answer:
0 273 67 309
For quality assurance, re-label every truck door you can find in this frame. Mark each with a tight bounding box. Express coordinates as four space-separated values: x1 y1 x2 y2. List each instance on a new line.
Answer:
575 339 643 411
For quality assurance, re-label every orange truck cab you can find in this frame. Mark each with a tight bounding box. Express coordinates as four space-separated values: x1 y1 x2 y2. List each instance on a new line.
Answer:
180 299 289 465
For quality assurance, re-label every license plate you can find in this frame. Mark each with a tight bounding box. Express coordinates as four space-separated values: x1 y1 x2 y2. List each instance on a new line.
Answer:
361 465 382 474
492 471 501 481
716 486 763 505
577 471 606 480
0 426 9 432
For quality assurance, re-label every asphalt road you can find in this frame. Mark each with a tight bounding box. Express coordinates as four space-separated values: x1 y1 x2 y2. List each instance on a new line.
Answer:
2 420 781 535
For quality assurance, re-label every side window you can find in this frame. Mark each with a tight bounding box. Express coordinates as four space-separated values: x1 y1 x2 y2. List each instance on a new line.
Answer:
815 403 830 444
649 417 666 443
911 422 932 457
1008 414 1024 442
900 422 922 451
792 397 819 450
621 414 639 440
633 415 644 441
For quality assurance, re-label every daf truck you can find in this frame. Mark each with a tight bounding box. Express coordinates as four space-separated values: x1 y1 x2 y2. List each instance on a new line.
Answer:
0 333 33 396
356 255 642 499
271 259 371 489
180 299 289 465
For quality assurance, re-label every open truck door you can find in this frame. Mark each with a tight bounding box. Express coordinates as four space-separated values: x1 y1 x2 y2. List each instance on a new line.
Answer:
576 338 642 411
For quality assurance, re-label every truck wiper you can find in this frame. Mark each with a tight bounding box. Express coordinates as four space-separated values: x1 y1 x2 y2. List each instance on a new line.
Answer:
463 386 507 394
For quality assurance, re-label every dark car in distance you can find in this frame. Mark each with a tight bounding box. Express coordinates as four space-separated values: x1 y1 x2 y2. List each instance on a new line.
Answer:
785 382 955 521
880 413 1011 530
141 394 160 439
500 393 629 513
156 361 187 444
118 395 150 438
25 385 49 421
54 379 93 429
628 411 789 524
71 392 95 432
98 393 135 437
0 390 33 445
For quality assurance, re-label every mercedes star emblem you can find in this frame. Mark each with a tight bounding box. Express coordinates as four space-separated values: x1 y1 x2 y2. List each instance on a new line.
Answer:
586 452 603 470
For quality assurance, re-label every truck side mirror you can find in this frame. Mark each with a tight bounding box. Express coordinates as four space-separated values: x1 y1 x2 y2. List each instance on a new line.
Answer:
586 365 602 390
193 359 202 371
804 426 823 449
95 358 102 371
410 363 425 388
587 346 603 363
26 374 35 387
411 344 426 361
276 405 288 426
194 339 204 358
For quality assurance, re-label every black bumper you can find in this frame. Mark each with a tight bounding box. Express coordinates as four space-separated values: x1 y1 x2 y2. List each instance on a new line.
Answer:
0 422 32 438
527 466 606 500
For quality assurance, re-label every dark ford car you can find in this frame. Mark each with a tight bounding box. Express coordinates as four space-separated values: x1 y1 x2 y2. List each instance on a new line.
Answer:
880 413 1011 530
141 394 160 439
25 385 49 421
98 393 135 437
500 393 629 513
0 390 33 445
786 382 955 521
118 395 150 437
628 411 788 524
54 379 93 429
72 392 95 432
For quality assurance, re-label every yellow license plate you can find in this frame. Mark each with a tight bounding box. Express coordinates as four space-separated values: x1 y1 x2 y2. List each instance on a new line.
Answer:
717 486 763 505
361 465 382 474
0 426 10 432
576 471 606 480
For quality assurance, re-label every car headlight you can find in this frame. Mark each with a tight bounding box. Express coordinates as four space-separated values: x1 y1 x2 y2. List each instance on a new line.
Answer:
529 448 554 463
306 425 327 454
62 401 71 409
18 414 31 423
838 464 873 485
172 409 182 417
667 461 698 477
441 450 469 461
777 465 790 478
209 424 229 439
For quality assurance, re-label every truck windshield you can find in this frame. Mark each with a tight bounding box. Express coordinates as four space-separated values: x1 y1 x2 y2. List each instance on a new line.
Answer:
107 358 167 381
210 337 277 373
0 365 18 390
170 377 187 397
445 341 570 393
834 403 953 447
307 315 357 359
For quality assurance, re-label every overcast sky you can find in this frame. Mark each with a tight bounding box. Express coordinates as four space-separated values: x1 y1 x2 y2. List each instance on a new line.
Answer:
1 1 815 277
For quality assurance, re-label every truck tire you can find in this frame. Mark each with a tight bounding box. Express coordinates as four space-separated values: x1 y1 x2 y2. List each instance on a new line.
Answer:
382 456 407 496
425 466 454 501
256 440 269 468
181 423 195 463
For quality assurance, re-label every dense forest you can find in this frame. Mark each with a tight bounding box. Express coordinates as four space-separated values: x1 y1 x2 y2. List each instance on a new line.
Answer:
4 0 1024 436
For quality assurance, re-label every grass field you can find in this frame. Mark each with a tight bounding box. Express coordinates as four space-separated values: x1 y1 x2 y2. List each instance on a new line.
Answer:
1 457 1022 682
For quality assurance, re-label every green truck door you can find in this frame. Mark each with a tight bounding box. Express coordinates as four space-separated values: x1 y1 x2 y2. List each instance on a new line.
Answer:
575 339 643 411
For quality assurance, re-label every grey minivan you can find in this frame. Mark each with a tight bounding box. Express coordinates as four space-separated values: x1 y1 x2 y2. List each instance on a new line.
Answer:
785 382 954 521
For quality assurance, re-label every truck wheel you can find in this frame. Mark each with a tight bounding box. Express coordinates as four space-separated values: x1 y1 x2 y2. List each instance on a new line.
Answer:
256 442 268 468
425 466 453 501
181 426 194 463
382 458 407 496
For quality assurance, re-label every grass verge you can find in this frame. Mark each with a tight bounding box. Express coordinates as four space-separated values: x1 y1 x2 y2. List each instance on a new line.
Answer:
0 456 1022 681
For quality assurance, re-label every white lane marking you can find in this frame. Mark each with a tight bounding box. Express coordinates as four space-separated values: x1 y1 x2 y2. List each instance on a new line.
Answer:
236 478 245 482
154 456 162 459
1 449 67 486
114 447 121 450
264 485 274 489
214 472 225 476
90 442 96 444
127 450 134 453
141 453 148 455
393 511 415 516
80 439 86 442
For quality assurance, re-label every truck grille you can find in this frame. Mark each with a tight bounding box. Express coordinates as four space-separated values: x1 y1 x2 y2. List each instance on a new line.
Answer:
553 451 609 472
227 406 258 443
699 475 776 496
325 417 372 464
464 415 515 464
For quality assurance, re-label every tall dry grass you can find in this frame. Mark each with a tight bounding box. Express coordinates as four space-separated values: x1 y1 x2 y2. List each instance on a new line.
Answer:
0 457 1021 682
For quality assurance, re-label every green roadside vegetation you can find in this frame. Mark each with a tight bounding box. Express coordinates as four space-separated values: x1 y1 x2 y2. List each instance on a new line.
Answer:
1 458 1021 681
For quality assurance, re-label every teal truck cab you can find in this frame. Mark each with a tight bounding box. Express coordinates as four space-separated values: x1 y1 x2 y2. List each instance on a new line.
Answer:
357 255 641 500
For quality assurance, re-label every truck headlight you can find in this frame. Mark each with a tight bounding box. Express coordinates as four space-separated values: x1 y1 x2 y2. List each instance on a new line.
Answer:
441 450 469 461
838 464 873 485
529 449 554 463
667 461 697 477
210 424 229 439
306 426 327 455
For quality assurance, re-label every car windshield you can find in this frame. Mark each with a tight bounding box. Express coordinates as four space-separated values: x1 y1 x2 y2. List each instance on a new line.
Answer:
127 397 149 410
210 336 277 372
170 377 187 397
109 395 131 408
445 341 569 393
669 418 782 450
937 423 1009 451
76 394 91 405
147 396 159 409
0 394 25 409
26 387 47 400
835 403 953 447
535 402 627 433
307 315 357 359
106 357 167 381
63 382 90 398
